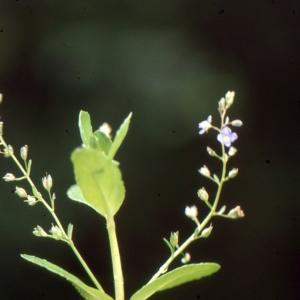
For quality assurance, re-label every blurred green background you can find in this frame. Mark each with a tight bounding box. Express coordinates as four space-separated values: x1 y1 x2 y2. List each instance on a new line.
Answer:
0 1 299 299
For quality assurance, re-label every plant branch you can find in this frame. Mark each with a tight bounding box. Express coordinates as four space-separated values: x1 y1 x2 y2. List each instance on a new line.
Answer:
107 215 124 300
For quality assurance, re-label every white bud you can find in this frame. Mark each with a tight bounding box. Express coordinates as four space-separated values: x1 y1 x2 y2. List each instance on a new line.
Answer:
3 173 15 182
99 122 112 138
49 224 63 240
228 168 238 178
20 145 28 160
227 206 245 219
218 97 225 112
228 147 237 156
42 174 53 192
200 223 213 238
231 120 243 127
225 91 235 108
15 186 28 198
185 205 198 219
197 187 209 201
33 225 48 237
24 195 37 206
181 252 191 264
207 147 216 156
4 145 13 157
217 205 226 214
199 165 210 177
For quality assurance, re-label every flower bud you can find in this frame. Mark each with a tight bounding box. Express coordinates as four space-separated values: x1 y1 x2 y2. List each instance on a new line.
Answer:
181 252 191 264
227 206 245 219
228 147 237 156
99 122 112 138
0 94 2 104
218 97 225 112
170 231 179 248
199 165 210 177
185 205 198 219
225 91 235 108
49 224 63 240
217 205 226 214
213 174 220 184
20 145 28 160
4 145 13 157
33 225 48 237
15 186 28 198
228 168 238 178
231 120 243 127
200 223 213 238
24 195 37 206
3 173 15 182
207 147 216 157
197 187 209 201
42 174 53 192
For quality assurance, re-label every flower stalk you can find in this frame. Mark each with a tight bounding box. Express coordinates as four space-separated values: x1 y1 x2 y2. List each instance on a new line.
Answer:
148 91 244 284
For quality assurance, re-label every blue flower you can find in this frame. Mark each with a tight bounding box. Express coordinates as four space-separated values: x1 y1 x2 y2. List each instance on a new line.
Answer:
198 115 212 134
217 126 238 147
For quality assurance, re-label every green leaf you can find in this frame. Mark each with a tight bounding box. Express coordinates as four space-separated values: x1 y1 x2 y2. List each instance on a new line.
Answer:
108 112 132 159
67 184 106 216
130 263 220 300
71 148 125 218
89 135 101 151
93 130 112 155
21 254 113 300
79 111 94 148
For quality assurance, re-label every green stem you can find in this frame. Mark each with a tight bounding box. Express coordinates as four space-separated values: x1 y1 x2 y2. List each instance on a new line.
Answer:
107 215 124 300
68 241 104 292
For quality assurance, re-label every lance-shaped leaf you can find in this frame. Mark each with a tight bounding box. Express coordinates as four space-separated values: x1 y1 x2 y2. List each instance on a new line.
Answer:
71 148 125 218
108 112 132 159
130 263 220 300
21 254 113 300
79 111 93 148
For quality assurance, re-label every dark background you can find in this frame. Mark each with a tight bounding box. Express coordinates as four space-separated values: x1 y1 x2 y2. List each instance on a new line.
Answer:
0 1 299 299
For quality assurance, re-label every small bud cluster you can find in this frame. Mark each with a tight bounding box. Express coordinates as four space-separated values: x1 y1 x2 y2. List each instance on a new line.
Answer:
1 140 56 210
33 223 66 241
